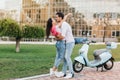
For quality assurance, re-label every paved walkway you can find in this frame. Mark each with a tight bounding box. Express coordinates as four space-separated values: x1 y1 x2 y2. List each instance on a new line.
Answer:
16 62 120 80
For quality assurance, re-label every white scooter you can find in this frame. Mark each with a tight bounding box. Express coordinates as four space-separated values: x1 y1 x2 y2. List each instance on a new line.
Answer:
73 41 117 73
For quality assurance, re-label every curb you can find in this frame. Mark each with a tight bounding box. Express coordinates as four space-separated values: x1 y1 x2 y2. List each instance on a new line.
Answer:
0 41 56 45
15 74 50 80
0 41 120 45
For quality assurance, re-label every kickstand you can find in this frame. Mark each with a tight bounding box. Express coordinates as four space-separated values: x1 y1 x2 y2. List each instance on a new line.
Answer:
96 67 99 71
101 66 104 72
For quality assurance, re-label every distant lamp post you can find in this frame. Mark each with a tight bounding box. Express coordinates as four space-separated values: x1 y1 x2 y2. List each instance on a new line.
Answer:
103 23 106 42
102 13 110 42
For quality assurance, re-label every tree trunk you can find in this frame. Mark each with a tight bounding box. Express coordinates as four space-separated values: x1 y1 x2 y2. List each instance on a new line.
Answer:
16 38 21 53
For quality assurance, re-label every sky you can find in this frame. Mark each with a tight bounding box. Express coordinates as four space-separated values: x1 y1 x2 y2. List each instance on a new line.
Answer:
0 0 120 11
0 0 6 9
0 0 119 22
0 0 22 10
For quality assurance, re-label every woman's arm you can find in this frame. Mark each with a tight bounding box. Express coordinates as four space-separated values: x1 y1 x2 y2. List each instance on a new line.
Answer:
55 34 64 40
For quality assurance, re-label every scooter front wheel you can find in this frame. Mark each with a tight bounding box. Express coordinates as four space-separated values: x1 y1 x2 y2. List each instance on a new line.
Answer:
73 60 84 73
104 59 114 70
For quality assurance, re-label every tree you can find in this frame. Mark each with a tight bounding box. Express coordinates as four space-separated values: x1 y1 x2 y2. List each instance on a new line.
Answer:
0 18 45 52
0 18 22 52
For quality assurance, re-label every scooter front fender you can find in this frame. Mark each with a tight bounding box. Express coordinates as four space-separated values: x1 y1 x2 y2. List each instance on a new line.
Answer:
74 56 85 65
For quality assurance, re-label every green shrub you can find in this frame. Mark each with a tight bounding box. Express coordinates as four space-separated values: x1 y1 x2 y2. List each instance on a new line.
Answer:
0 19 9 36
1 37 9 41
22 25 45 39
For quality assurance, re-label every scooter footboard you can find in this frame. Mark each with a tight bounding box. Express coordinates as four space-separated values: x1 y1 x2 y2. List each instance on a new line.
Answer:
74 56 85 65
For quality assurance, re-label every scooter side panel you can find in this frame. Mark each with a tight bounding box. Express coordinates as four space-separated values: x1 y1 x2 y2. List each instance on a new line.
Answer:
74 56 85 65
99 52 112 63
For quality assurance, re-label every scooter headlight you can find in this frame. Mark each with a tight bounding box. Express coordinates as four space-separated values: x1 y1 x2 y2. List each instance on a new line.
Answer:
106 42 117 49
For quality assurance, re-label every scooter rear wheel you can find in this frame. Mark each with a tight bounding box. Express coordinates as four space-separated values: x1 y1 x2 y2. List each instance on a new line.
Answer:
104 59 114 70
73 60 84 73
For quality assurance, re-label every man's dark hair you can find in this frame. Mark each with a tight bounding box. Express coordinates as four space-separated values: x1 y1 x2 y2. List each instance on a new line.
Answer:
56 12 64 19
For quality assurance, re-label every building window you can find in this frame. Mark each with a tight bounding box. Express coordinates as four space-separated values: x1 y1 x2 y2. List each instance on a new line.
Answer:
112 31 120 37
112 31 115 37
116 31 120 37
27 10 31 18
56 0 58 2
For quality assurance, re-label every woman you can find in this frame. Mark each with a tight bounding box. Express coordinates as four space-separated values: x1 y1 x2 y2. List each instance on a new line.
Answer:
46 13 72 39
46 13 72 76
46 18 60 39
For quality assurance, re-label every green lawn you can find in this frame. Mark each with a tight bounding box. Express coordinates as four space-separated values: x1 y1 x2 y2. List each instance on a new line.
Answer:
0 44 120 80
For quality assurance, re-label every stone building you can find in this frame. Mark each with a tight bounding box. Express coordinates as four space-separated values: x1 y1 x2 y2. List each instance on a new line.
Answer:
20 0 120 40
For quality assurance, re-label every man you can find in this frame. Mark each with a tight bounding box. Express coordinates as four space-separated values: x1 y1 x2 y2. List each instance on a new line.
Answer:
55 12 75 79
49 13 72 76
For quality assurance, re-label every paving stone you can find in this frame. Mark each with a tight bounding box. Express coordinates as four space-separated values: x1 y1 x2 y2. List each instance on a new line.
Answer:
16 62 120 80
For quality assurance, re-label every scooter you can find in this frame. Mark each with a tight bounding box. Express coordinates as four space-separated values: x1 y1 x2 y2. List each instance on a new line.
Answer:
73 40 117 73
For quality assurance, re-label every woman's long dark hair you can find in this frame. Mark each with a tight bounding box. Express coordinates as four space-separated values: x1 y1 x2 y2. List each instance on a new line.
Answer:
46 18 52 39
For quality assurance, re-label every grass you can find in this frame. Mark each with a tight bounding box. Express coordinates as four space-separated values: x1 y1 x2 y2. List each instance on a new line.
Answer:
0 44 120 80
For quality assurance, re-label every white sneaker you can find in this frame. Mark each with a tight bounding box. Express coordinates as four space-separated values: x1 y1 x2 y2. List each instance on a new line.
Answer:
55 72 65 78
50 68 55 75
64 73 74 79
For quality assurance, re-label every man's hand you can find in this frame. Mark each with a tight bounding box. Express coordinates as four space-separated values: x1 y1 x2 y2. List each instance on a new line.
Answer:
67 13 72 16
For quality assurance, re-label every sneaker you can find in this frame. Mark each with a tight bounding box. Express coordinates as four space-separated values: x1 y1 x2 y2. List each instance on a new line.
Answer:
55 72 65 78
50 68 55 75
64 73 74 79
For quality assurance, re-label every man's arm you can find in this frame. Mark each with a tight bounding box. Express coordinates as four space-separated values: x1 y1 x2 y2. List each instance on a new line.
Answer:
63 13 72 21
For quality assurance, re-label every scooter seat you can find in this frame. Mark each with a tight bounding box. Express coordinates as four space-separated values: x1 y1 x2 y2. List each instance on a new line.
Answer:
93 49 107 60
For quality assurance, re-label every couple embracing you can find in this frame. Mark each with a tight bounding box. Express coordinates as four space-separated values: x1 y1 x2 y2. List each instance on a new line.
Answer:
46 12 75 79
